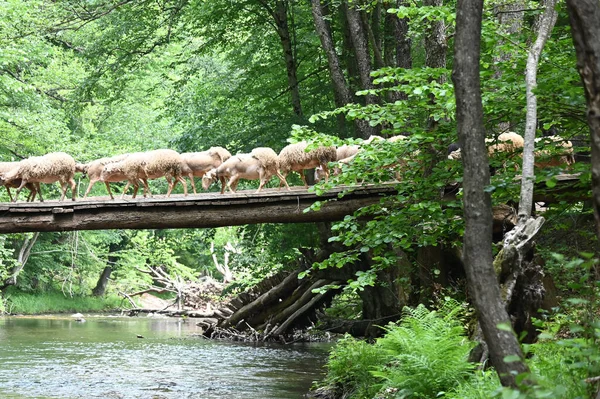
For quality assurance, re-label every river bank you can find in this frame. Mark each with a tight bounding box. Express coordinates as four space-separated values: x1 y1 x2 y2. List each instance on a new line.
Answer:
1 289 124 315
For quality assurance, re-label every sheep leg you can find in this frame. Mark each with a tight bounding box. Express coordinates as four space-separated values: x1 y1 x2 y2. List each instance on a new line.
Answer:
131 181 140 199
165 175 175 197
188 173 197 194
275 171 291 191
256 172 268 193
219 176 227 194
26 183 37 202
120 181 131 199
68 178 76 201
227 176 239 193
34 182 43 202
4 186 13 202
140 178 151 198
177 176 188 196
105 182 115 200
278 172 288 191
321 164 330 183
298 170 309 188
83 178 98 198
13 179 30 203
59 181 67 201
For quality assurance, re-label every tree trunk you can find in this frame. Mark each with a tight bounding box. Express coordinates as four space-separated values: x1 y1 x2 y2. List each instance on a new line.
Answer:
311 0 353 107
357 249 411 339
452 0 529 388
0 232 39 289
343 2 376 102
423 0 447 72
565 0 600 241
342 1 379 138
384 0 411 102
92 266 113 297
519 0 557 220
370 2 384 69
271 0 303 117
92 240 122 296
423 0 447 132
494 1 525 132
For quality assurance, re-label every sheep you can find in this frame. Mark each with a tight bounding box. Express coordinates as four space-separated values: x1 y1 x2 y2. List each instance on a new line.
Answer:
0 162 37 202
534 136 575 168
448 132 524 164
314 144 360 182
76 154 131 199
363 135 385 144
278 142 336 187
315 135 409 182
486 132 524 157
202 147 291 194
181 146 232 194
101 149 188 199
0 152 76 202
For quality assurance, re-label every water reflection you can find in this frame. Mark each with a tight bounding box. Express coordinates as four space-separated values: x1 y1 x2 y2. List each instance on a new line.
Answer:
0 315 330 399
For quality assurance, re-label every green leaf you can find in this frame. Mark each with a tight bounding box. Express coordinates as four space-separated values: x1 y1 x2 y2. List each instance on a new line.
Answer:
497 322 514 332
503 354 521 363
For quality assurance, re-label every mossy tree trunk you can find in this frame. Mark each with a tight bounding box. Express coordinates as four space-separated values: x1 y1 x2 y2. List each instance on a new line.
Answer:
453 0 529 387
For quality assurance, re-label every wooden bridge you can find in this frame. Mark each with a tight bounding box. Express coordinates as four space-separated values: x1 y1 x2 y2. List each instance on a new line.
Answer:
0 174 586 234
0 185 398 234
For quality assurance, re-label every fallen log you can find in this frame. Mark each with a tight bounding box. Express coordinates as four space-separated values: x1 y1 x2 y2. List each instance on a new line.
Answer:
256 279 333 331
219 270 302 328
272 292 327 336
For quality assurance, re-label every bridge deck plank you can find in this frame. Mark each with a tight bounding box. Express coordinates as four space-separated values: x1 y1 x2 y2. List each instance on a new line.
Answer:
0 176 587 233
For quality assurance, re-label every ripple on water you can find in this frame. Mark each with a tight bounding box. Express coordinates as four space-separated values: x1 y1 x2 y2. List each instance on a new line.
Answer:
0 316 330 399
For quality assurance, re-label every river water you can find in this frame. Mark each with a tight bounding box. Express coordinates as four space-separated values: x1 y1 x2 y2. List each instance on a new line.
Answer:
0 315 331 399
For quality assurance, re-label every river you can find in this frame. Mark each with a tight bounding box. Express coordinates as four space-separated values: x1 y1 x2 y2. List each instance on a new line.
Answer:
0 315 331 399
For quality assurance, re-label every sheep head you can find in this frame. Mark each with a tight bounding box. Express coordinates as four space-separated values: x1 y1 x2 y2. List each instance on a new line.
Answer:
100 162 124 181
75 162 89 175
202 169 218 190
0 167 20 185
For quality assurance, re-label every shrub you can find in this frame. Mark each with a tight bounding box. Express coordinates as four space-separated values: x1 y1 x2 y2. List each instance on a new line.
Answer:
321 334 387 398
372 304 476 398
316 301 476 399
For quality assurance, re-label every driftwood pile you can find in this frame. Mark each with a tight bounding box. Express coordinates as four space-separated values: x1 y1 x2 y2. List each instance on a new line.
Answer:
123 261 340 342
183 278 225 309
202 260 341 342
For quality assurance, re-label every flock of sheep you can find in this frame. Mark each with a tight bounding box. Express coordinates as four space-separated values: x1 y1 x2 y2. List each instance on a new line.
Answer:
0 132 574 203
447 132 575 169
0 142 338 203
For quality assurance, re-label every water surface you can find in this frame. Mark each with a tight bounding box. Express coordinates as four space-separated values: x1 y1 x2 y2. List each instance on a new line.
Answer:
0 315 330 399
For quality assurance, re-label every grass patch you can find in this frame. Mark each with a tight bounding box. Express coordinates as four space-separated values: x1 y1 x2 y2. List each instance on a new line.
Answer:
2 289 124 315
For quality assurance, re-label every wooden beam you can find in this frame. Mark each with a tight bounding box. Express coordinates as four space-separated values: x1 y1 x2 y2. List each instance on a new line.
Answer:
0 174 588 234
0 185 396 234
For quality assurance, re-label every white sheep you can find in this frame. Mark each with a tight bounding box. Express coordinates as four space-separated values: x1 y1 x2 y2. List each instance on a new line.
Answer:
314 144 360 182
448 132 524 168
181 146 232 194
0 152 76 202
486 132 524 158
534 136 575 168
278 142 336 187
315 135 409 182
101 149 188 199
202 147 291 194
76 154 131 199
0 161 37 202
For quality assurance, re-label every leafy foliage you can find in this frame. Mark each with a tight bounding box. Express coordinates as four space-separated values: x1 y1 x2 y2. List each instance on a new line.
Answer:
319 302 475 399
372 303 475 398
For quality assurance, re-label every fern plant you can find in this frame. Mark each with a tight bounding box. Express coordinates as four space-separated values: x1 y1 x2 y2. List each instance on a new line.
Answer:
372 303 475 398
321 333 387 399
